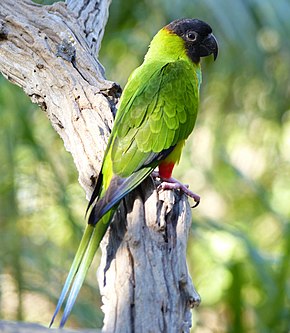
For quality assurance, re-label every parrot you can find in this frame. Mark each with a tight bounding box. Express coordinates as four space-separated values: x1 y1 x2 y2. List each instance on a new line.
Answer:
50 18 218 327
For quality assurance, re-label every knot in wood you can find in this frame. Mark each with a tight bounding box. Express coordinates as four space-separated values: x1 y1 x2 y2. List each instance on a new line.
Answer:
56 38 76 62
0 20 8 40
187 295 201 308
100 82 122 117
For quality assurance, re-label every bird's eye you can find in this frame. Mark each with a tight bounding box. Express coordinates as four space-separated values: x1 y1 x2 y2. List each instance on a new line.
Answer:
186 31 198 42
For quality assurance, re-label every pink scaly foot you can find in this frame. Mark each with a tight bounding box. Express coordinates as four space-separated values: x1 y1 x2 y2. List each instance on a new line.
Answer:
152 171 200 208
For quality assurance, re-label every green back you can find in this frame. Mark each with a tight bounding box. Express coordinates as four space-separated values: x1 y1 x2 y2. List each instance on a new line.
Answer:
111 64 200 177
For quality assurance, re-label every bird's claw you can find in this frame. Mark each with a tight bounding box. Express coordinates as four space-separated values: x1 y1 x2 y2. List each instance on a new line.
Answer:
156 177 200 208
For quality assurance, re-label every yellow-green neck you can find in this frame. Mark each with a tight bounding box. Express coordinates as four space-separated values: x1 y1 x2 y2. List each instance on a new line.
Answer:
145 28 195 63
144 28 202 88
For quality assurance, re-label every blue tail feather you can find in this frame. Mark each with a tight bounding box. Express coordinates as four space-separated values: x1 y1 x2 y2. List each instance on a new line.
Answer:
50 225 94 327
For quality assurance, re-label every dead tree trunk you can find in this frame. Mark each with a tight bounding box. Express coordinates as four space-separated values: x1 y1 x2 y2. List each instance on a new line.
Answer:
0 1 200 332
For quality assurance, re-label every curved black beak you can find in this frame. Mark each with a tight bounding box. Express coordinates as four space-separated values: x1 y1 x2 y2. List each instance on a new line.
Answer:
199 33 218 61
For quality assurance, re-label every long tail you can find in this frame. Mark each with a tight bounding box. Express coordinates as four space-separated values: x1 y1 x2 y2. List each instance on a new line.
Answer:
50 210 114 327
51 167 154 327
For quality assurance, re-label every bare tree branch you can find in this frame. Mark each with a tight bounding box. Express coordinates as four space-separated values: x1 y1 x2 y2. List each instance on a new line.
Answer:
99 179 200 333
0 0 118 195
65 0 111 55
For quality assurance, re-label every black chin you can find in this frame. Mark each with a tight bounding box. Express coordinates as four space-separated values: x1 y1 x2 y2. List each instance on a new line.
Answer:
187 49 200 64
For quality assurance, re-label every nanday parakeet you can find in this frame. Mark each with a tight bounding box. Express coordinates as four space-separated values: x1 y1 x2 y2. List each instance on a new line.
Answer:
51 18 218 327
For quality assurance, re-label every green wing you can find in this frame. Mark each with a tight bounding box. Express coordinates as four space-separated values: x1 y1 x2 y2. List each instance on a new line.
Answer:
87 59 200 224
111 59 199 177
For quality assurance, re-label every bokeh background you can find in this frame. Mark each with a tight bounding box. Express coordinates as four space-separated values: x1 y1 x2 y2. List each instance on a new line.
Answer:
1 0 290 332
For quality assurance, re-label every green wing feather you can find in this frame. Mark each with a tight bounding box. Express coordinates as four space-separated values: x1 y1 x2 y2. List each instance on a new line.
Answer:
112 59 199 176
51 58 200 327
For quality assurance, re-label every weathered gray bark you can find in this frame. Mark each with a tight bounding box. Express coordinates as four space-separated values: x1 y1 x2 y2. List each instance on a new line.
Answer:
99 180 200 333
0 0 117 194
0 1 200 332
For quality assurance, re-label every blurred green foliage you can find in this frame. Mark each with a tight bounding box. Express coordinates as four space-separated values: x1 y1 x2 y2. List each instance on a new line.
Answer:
1 0 290 332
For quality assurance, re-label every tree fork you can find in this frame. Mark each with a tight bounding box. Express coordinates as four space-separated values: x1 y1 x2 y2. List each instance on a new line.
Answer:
0 1 200 332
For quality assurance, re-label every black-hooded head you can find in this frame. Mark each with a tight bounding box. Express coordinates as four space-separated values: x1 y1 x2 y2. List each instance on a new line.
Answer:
166 18 218 63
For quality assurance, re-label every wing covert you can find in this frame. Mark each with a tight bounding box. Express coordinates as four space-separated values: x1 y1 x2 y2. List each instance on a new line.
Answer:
111 59 199 177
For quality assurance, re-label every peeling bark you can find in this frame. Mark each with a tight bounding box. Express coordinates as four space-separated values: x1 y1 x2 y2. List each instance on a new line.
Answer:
0 1 200 332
